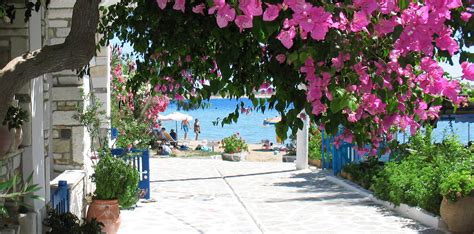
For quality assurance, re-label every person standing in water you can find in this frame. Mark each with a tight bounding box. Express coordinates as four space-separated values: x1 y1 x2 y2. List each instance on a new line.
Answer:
181 119 190 140
194 119 201 141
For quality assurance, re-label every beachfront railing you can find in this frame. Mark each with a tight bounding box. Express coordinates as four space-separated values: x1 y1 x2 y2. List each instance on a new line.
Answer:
111 148 151 200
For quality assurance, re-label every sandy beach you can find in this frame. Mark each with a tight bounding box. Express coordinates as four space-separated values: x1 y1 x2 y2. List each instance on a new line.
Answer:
152 140 284 162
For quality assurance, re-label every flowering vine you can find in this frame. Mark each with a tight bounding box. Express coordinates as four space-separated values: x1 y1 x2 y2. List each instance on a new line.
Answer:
110 46 169 148
100 0 473 153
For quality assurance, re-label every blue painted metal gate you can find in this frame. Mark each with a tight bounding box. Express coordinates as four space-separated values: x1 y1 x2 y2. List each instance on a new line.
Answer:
111 148 151 200
321 130 363 175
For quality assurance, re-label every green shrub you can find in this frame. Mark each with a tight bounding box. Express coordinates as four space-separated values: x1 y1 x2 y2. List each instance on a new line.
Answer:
371 154 441 214
308 125 322 160
438 140 474 202
44 208 103 234
371 130 474 215
222 134 248 153
342 157 383 189
440 171 474 202
92 150 140 208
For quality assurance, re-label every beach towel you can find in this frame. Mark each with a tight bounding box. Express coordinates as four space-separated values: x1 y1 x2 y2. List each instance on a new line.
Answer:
163 131 176 143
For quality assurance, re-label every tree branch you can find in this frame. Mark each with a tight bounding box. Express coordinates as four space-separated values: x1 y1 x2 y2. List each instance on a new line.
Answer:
0 0 101 121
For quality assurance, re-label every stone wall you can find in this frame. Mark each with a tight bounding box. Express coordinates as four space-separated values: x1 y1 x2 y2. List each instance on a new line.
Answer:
47 0 110 174
0 151 23 184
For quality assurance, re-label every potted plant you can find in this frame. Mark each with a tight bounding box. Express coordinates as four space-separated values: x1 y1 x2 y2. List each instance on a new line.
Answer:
221 134 248 162
439 170 474 233
86 149 139 234
3 105 28 152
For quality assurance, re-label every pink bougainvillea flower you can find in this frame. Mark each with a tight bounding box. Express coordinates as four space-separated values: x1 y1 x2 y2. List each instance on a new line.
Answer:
333 12 349 31
275 54 286 63
353 0 378 15
378 0 398 14
414 101 428 120
427 106 442 119
461 12 472 22
239 0 263 17
156 0 167 9
461 62 474 81
293 6 332 41
185 55 192 62
435 28 459 56
216 4 236 28
331 52 350 71
277 26 296 49
235 14 253 32
350 11 369 32
208 0 225 14
263 3 281 21
374 17 399 35
174 94 185 101
347 112 358 122
173 0 185 12
192 3 206 14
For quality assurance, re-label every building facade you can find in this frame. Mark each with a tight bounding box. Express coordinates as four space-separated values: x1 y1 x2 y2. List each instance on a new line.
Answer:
0 1 112 233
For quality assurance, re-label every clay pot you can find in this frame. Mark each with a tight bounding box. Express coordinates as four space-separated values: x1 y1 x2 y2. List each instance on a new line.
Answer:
0 125 12 157
309 159 322 168
14 128 22 149
222 152 246 161
86 199 121 234
440 196 474 233
8 128 17 153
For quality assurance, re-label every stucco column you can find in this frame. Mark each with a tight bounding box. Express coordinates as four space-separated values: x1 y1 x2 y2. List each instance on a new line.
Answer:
21 8 46 234
295 112 309 170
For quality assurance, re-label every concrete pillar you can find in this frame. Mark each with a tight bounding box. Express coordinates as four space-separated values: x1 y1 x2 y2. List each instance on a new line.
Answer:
295 112 309 170
22 8 47 234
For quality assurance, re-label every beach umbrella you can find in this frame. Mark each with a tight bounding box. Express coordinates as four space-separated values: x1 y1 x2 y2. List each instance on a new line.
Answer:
158 112 193 137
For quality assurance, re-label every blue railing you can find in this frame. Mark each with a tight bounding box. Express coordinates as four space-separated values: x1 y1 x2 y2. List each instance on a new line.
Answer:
321 130 363 175
111 128 119 140
322 129 392 175
51 180 69 214
111 148 151 199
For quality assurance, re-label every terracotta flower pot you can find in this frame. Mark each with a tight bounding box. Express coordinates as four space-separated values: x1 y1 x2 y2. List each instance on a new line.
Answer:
440 196 474 233
86 199 121 234
8 128 17 153
14 128 23 149
309 159 322 168
0 125 12 157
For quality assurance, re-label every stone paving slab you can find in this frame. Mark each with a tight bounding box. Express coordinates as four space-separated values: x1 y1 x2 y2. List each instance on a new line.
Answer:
119 158 441 234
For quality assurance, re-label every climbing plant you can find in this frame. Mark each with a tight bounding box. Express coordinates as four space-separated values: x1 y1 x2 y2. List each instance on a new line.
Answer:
110 46 169 149
96 0 473 153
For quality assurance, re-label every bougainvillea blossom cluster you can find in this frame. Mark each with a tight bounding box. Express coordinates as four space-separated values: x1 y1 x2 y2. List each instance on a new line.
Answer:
111 46 169 124
148 0 473 153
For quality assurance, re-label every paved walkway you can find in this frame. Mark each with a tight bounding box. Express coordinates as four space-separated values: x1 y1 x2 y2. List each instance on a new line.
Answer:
119 158 440 233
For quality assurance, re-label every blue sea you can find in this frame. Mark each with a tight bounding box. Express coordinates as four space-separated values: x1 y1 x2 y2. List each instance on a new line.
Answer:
159 98 473 144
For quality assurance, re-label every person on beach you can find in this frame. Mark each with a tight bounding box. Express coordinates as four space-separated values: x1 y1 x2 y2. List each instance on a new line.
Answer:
181 119 190 140
194 119 201 141
170 129 177 141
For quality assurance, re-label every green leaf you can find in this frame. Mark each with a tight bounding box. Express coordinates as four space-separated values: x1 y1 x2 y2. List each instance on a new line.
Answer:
348 97 358 111
398 0 409 11
330 97 347 113
288 52 299 64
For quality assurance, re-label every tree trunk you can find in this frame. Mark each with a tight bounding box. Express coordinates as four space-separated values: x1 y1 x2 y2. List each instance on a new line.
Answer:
0 0 101 121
